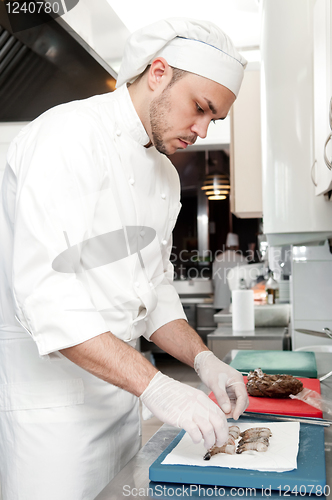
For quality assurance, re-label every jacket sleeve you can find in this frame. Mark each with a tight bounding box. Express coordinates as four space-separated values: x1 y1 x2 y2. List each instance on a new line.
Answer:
142 160 187 340
9 109 109 356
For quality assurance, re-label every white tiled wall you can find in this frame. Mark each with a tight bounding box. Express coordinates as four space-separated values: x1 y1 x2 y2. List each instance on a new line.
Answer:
0 122 29 186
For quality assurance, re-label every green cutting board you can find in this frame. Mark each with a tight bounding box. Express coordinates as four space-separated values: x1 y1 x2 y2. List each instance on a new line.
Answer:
230 350 317 378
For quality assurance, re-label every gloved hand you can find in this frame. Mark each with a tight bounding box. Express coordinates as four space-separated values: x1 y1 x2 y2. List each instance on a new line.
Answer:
194 351 249 420
140 371 229 449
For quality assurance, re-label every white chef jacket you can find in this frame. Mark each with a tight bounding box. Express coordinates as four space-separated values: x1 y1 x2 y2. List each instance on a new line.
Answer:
0 84 187 500
0 83 186 355
212 250 247 309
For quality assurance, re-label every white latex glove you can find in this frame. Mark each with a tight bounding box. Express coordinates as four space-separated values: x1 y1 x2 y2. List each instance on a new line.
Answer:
140 371 229 449
194 351 249 420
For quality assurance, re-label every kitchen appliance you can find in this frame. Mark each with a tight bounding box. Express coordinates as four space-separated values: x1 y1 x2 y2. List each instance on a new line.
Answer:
181 303 196 330
260 0 332 246
214 303 291 328
195 303 216 343
207 328 285 361
141 279 214 353
173 278 212 296
0 7 116 121
173 278 215 343
291 240 332 350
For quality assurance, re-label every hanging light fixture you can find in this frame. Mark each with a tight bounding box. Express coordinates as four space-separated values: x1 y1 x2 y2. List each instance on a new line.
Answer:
201 151 230 200
201 173 230 200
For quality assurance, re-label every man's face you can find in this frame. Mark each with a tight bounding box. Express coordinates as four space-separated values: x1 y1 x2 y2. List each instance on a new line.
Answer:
149 72 236 156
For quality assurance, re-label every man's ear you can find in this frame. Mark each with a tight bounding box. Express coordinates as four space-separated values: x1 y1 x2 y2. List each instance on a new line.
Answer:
147 57 172 91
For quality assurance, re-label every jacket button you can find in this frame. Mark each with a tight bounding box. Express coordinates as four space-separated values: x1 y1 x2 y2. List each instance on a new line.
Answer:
134 281 140 288
162 239 167 245
161 193 166 199
144 317 148 322
133 322 138 327
116 129 121 136
149 282 153 288
129 177 135 185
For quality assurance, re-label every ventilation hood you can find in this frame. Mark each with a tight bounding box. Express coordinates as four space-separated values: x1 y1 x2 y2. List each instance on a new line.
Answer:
0 4 117 122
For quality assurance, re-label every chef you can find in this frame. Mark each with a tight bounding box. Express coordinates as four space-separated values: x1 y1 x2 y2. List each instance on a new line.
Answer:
0 17 248 500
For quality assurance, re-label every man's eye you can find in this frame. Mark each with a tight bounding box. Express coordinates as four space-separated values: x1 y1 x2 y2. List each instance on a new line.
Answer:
196 103 204 113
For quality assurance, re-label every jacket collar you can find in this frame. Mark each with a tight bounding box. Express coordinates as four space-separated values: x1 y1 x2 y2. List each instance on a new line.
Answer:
116 84 150 146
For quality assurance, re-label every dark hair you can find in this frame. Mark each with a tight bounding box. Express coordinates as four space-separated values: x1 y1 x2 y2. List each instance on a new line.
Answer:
167 66 187 88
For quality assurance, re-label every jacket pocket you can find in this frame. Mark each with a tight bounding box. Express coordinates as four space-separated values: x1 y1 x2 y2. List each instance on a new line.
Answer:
0 378 84 411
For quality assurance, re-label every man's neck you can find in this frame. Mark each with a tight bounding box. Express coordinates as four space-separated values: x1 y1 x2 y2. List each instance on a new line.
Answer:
127 81 152 148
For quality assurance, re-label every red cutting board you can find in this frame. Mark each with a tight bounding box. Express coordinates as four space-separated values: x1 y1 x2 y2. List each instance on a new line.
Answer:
209 376 323 418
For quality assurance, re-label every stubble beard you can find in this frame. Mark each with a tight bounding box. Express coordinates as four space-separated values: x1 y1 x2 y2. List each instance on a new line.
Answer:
149 88 173 156
149 85 197 155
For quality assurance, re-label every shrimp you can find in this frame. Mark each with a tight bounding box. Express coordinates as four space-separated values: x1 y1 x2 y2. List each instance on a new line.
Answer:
203 426 272 459
236 441 269 454
236 426 272 454
238 436 269 446
203 436 236 460
229 425 240 440
239 427 272 440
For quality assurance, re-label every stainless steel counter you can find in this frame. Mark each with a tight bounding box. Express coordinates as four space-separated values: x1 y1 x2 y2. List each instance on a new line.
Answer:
96 353 332 500
95 424 180 500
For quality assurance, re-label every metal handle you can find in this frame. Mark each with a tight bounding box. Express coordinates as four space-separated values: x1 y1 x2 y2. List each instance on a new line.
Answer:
324 133 332 170
311 159 317 186
241 411 331 427
323 327 332 339
295 328 332 339
319 370 332 382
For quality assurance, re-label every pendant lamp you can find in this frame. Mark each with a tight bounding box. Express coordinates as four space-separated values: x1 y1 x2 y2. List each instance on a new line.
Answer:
201 151 230 200
201 173 230 200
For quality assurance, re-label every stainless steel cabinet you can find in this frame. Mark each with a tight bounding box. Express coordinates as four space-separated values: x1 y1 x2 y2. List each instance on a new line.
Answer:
196 304 216 328
182 304 196 329
260 0 332 246
313 0 332 195
207 326 285 361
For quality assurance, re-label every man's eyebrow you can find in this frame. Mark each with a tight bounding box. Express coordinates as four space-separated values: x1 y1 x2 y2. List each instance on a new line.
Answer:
203 98 226 120
204 98 217 115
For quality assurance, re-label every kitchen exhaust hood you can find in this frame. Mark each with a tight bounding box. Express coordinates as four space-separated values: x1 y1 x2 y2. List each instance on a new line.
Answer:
0 3 117 122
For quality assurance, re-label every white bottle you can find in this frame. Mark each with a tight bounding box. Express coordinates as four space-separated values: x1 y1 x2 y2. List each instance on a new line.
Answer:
265 270 279 305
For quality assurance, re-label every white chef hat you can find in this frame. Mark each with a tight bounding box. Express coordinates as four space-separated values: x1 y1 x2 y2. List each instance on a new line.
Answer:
116 17 247 97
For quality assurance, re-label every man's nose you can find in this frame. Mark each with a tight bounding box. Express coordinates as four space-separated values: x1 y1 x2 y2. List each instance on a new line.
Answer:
191 118 210 139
